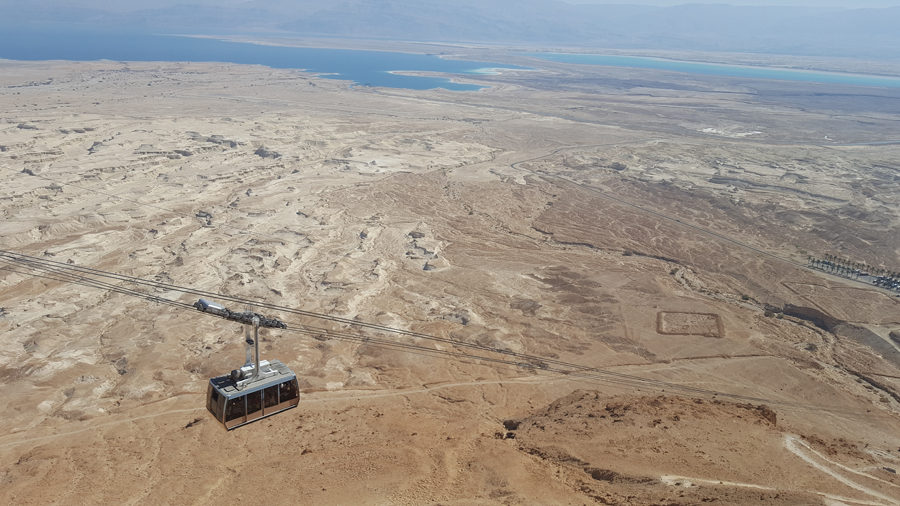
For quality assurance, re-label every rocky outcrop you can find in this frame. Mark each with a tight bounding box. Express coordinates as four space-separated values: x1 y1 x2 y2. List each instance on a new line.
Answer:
890 329 900 346
254 146 280 158
780 304 842 331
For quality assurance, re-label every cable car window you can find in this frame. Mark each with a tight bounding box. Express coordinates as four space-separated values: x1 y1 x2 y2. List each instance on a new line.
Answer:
279 379 298 402
208 387 220 415
225 397 246 422
264 386 279 408
247 390 262 414
217 395 226 421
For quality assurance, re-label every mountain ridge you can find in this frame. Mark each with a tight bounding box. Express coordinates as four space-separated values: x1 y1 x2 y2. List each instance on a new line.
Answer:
1 0 898 58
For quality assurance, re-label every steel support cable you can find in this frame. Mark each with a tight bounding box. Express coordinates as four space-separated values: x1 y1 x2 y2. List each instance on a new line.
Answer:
0 253 198 312
0 254 161 300
278 324 873 416
0 254 883 417
0 250 866 411
1 250 693 385
0 251 875 414
2 250 733 400
0 250 555 352
0 260 142 302
273 317 845 409
0 260 194 312
263 323 726 401
0 263 140 301
284 322 698 392
2 255 560 383
0 250 736 398
0 155 887 411
282 324 767 403
280 325 706 395
0 264 866 416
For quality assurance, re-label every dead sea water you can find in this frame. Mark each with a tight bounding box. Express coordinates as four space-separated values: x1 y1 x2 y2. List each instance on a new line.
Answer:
0 24 529 91
525 53 900 89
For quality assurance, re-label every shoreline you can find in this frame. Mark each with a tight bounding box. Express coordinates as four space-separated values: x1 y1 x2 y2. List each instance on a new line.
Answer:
524 52 900 86
178 33 900 80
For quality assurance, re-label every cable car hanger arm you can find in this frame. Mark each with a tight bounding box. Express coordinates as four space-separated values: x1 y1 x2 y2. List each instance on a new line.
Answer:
193 298 287 329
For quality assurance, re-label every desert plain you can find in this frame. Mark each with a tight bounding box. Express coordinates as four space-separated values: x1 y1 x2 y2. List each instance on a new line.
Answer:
1 43 900 505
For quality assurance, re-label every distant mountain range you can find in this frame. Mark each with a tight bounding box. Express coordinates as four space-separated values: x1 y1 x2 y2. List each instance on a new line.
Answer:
3 0 899 59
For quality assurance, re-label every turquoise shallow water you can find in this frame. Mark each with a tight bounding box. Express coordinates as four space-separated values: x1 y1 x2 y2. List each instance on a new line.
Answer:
524 53 900 89
0 23 530 91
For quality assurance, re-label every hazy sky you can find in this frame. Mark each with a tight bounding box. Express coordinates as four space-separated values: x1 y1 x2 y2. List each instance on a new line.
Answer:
40 0 900 7
564 0 898 5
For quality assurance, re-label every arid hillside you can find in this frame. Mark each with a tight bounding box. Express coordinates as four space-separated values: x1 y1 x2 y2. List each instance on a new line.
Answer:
1 54 900 505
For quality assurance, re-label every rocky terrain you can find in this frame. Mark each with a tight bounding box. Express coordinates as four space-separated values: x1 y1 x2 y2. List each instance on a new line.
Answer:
1 53 900 505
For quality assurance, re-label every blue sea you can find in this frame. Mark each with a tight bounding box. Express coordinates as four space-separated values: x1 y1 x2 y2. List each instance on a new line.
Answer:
524 53 900 89
4 23 899 90
0 24 529 91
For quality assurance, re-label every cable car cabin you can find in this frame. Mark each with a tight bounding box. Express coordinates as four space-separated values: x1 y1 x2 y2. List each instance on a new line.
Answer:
194 298 296 429
206 359 299 430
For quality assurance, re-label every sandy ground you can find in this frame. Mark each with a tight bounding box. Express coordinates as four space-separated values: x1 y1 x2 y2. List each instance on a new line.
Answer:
1 53 900 505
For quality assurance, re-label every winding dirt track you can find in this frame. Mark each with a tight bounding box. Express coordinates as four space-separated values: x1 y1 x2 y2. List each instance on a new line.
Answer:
784 435 900 505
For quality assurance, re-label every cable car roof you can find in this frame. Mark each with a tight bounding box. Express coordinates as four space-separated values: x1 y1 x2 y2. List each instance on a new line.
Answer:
209 359 296 399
